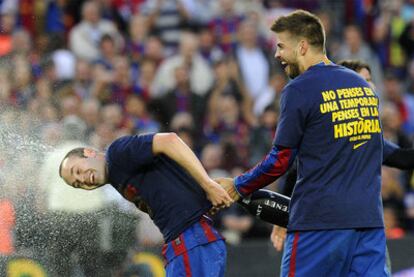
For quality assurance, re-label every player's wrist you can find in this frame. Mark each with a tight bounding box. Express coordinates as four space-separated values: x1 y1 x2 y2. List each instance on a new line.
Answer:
201 178 216 190
233 176 246 198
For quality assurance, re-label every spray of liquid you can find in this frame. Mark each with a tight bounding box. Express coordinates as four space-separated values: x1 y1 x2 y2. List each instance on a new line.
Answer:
0 105 143 276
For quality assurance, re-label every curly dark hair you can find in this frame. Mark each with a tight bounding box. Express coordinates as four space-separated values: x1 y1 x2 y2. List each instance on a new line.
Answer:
337 59 371 74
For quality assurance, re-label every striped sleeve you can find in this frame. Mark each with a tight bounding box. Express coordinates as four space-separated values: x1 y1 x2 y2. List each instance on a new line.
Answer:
234 145 297 197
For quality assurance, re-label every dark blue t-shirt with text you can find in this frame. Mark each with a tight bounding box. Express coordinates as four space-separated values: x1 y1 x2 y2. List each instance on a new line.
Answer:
106 134 211 242
275 62 384 231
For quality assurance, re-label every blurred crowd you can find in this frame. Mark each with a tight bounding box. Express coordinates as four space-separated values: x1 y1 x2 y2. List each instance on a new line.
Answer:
0 0 414 276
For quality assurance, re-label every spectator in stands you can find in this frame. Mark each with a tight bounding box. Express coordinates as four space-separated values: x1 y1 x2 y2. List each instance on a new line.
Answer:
45 0 73 35
50 34 76 82
38 103 60 126
252 72 286 116
151 63 205 133
201 143 225 176
101 103 125 131
125 94 159 135
92 55 140 106
11 29 32 60
235 19 272 106
335 24 383 88
135 58 157 101
383 72 414 136
209 0 244 54
208 58 256 127
10 55 34 107
80 98 101 138
198 26 224 65
249 105 278 166
151 32 214 97
382 167 406 219
381 103 412 148
59 94 81 118
205 93 250 169
125 14 149 65
90 121 120 150
33 77 52 103
95 34 119 71
69 0 122 61
74 59 94 99
111 0 147 25
143 35 165 67
184 0 216 26
142 0 191 54
372 1 406 72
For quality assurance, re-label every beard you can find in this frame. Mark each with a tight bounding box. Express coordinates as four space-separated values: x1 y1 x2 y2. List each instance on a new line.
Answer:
285 62 301 79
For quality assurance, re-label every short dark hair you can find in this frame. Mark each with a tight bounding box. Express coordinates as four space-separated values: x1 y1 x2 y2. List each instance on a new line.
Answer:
58 148 86 178
100 33 114 46
270 9 325 51
337 59 371 74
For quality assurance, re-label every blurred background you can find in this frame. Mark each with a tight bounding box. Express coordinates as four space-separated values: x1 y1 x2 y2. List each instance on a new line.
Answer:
0 0 414 276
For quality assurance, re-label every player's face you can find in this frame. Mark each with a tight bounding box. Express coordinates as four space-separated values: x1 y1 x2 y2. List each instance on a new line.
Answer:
358 67 375 89
274 31 301 79
60 149 107 190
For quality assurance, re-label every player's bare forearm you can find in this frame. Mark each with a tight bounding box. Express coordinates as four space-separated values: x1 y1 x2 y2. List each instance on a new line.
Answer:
152 133 233 207
153 133 212 188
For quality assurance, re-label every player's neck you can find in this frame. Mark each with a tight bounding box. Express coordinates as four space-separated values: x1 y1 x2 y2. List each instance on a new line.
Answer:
300 53 329 73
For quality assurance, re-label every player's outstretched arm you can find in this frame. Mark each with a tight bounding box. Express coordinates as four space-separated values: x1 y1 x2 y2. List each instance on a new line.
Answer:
384 148 414 169
152 133 233 207
234 145 297 197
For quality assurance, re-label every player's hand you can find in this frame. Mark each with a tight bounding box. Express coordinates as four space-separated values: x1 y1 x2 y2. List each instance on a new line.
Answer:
270 225 287 252
205 179 234 208
207 206 220 216
215 177 241 202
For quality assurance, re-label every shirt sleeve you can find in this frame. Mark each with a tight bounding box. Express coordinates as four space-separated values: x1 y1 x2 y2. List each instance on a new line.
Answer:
234 85 308 197
107 134 155 173
382 139 414 169
234 145 297 197
274 85 309 148
383 139 399 161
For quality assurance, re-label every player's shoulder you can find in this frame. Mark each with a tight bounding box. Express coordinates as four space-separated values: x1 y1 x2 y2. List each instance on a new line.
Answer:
108 133 155 152
292 63 366 89
299 63 350 80
108 135 133 151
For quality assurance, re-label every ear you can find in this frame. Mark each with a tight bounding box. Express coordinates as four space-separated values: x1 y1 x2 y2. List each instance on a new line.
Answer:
83 148 97 158
299 40 308 56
